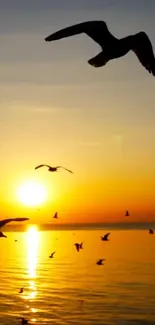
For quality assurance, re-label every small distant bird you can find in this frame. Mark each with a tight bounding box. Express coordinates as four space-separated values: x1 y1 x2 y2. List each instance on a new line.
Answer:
101 233 110 241
125 210 130 217
19 288 24 293
96 259 105 265
21 318 28 325
35 164 73 173
79 242 83 249
149 229 154 234
74 243 83 252
0 231 7 238
53 212 58 219
15 239 18 242
49 252 56 258
45 20 155 76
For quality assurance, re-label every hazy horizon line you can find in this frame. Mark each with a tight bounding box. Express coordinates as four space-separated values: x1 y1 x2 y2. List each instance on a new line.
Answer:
4 221 155 232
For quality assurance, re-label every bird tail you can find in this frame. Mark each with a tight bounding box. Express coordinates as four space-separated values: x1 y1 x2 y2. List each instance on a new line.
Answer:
88 51 108 68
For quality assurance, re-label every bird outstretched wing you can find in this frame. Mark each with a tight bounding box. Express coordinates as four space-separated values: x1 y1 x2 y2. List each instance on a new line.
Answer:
0 218 29 228
131 32 155 76
103 232 110 240
57 166 73 173
45 20 116 48
35 164 51 169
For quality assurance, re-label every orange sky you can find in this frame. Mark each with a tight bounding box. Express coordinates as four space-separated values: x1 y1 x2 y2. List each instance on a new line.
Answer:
0 1 155 224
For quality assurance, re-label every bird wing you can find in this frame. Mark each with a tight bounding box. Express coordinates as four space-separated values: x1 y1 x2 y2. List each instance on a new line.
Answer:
0 218 29 228
57 166 73 173
53 212 58 218
35 164 51 169
75 244 79 252
104 232 110 240
52 252 55 257
131 32 155 76
45 20 116 48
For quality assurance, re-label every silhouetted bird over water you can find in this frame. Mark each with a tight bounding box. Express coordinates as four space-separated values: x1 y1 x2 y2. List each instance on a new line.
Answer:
101 233 110 241
125 210 130 217
0 231 7 238
45 20 155 76
35 164 73 173
0 218 29 238
49 252 56 258
19 288 24 294
74 243 83 252
149 229 154 234
96 259 105 265
53 212 58 219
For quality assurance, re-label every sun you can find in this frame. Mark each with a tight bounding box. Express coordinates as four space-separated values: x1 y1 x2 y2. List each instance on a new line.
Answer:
17 180 47 207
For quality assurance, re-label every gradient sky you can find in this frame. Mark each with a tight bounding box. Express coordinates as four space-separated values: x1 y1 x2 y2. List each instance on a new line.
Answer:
0 0 155 224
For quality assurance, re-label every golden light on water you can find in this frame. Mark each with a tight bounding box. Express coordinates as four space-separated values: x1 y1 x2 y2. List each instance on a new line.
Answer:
26 225 40 300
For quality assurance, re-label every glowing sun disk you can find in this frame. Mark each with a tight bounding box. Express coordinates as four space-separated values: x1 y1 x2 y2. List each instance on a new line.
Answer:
18 180 47 207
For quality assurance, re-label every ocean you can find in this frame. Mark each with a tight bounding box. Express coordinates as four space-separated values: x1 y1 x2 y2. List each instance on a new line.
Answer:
0 227 155 324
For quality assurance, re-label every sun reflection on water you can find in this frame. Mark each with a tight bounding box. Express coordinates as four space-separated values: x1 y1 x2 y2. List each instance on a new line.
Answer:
26 225 39 300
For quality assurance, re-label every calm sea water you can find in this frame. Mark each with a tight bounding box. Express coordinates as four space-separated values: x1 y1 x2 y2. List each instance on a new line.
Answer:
0 228 155 325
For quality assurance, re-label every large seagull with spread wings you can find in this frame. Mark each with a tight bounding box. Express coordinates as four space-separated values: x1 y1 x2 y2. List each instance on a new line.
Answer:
0 218 29 238
35 164 73 173
45 20 155 76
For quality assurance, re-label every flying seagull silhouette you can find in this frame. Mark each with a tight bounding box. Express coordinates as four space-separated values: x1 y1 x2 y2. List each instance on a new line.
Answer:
19 288 24 294
0 231 7 238
53 212 58 219
125 210 130 217
0 218 29 228
96 259 105 265
74 243 83 252
149 229 154 234
49 252 56 258
45 20 155 76
35 164 73 173
101 233 110 241
0 218 29 238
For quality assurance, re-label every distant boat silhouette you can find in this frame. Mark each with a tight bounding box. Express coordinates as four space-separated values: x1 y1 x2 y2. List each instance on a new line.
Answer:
45 20 155 76
35 164 73 173
125 210 130 217
101 233 110 241
149 229 154 234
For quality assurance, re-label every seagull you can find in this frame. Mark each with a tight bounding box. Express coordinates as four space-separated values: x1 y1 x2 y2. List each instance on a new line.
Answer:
0 231 7 238
0 218 29 238
53 212 58 219
21 318 28 325
0 218 29 228
149 229 154 234
79 242 83 249
101 233 110 241
19 288 24 293
74 243 83 252
45 20 155 76
96 259 105 265
125 210 130 217
35 164 73 173
49 252 56 258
